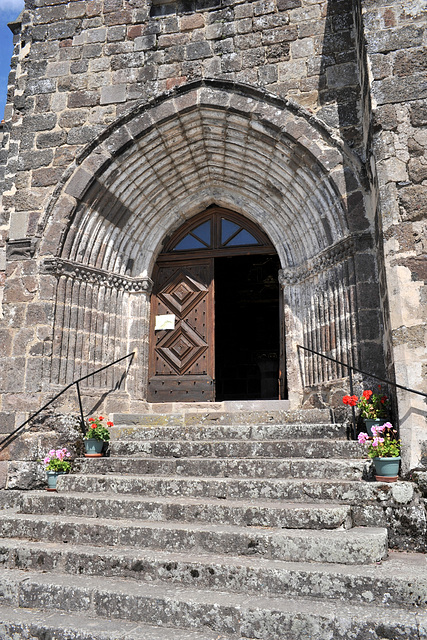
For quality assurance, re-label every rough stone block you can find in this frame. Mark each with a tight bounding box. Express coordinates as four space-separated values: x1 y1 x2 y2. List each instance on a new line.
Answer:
48 20 79 40
134 35 156 51
0 358 26 393
410 103 427 127
24 113 57 132
67 91 100 108
399 185 427 222
100 84 126 105
36 131 67 149
64 168 94 199
373 75 427 106
366 25 424 54
186 42 212 60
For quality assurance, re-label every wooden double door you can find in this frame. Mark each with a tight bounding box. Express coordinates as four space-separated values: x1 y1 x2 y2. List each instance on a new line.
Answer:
147 208 283 403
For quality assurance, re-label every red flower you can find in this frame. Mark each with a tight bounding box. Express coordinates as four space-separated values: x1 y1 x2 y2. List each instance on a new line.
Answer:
91 424 96 429
381 396 387 404
343 395 358 407
362 390 373 399
99 416 104 420
107 422 113 427
88 418 94 422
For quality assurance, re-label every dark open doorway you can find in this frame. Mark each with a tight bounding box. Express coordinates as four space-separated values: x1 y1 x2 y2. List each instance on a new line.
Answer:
215 254 281 401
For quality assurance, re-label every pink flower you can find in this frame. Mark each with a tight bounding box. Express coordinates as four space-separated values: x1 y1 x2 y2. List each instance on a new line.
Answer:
372 437 384 448
43 456 50 464
358 432 370 444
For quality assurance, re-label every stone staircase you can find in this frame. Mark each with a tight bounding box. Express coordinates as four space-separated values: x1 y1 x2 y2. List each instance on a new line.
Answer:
0 408 426 639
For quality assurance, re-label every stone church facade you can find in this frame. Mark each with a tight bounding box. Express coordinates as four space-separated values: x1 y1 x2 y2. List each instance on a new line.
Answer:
0 0 426 485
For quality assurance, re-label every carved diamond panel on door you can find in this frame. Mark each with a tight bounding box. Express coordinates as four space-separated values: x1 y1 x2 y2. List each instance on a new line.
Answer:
148 260 214 402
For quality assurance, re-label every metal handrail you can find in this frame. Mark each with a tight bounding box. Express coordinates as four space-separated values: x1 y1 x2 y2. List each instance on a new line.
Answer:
0 352 135 451
297 344 427 439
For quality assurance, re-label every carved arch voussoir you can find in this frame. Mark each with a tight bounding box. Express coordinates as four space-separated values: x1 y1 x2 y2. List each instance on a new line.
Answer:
39 80 367 253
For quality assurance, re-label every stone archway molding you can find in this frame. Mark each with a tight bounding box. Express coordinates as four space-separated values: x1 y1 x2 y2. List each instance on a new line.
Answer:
39 79 369 277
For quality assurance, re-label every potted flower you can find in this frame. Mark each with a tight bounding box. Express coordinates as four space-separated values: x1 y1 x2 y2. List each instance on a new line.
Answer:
343 388 389 435
84 416 113 457
44 448 72 491
358 422 401 482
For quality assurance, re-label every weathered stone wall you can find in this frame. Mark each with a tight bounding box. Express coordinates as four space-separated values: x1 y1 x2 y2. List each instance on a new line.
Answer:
361 0 427 471
0 0 425 485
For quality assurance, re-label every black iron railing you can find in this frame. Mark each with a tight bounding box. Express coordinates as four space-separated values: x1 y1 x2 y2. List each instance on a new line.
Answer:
297 345 427 439
0 352 135 451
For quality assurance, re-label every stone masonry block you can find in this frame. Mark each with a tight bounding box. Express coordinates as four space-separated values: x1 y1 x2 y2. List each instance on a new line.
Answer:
186 42 212 60
65 168 94 199
46 61 70 78
113 108 152 139
68 91 100 108
36 131 67 149
0 462 7 489
0 330 13 358
366 25 424 54
172 89 199 115
134 35 156 51
290 37 315 59
68 125 102 146
100 84 126 105
399 185 427 222
9 212 29 241
149 100 177 126
180 14 205 31
67 1 87 18
34 5 67 25
410 103 427 127
103 125 133 157
326 62 358 88
25 113 57 131
0 358 26 393
264 25 298 44
25 76 56 95
373 75 427 106
48 20 80 41
80 148 111 177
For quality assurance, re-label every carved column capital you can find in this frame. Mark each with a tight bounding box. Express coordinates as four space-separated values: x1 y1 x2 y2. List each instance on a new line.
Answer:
43 258 153 294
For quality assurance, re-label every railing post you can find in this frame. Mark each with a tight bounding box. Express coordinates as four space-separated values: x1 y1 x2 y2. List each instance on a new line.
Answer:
75 381 86 434
348 366 357 440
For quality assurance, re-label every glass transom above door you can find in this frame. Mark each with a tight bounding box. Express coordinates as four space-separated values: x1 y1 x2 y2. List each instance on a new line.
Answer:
168 211 268 253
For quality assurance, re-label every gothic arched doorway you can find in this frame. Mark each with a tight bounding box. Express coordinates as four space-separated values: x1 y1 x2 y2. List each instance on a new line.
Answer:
148 207 283 402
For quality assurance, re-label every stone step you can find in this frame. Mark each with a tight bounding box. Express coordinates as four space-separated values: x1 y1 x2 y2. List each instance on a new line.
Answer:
0 512 388 564
0 569 424 640
0 539 425 608
112 408 333 428
76 456 366 480
0 603 232 640
111 422 348 441
109 438 362 459
57 473 408 507
18 491 353 529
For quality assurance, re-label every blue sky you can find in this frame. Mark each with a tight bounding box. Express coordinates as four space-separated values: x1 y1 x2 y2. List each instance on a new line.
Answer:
0 0 24 119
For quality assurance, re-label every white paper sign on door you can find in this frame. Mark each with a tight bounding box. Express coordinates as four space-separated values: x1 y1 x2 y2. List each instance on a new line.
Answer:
155 314 176 330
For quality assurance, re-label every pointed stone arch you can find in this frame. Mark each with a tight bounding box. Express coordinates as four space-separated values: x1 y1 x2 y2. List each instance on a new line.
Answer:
41 81 380 406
